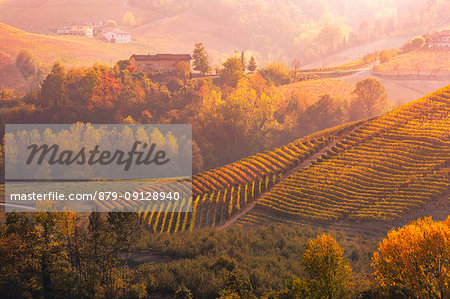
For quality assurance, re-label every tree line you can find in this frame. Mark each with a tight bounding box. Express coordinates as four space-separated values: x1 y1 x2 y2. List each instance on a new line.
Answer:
0 213 448 298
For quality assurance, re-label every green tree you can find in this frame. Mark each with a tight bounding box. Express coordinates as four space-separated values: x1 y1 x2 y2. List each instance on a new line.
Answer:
247 56 257 72
219 57 243 87
192 42 211 74
351 78 388 119
302 234 352 298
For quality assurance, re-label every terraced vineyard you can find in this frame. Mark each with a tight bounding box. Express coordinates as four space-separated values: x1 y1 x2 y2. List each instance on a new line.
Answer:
238 85 449 229
137 121 362 232
137 85 449 233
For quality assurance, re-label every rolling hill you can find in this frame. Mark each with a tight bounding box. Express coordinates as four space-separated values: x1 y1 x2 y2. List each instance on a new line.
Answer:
134 85 449 237
373 48 450 77
0 23 155 89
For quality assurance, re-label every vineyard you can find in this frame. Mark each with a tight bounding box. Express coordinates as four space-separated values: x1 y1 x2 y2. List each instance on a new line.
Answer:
137 85 449 234
135 121 362 232
374 49 450 76
239 85 450 228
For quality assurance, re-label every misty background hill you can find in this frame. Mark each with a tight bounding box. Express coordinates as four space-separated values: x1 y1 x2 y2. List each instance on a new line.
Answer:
0 0 449 65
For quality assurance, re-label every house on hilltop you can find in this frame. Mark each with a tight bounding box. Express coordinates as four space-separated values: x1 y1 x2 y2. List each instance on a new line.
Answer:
104 29 131 43
428 29 450 48
129 54 192 73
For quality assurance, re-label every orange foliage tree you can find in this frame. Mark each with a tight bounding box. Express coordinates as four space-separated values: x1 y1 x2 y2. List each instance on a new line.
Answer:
372 217 450 298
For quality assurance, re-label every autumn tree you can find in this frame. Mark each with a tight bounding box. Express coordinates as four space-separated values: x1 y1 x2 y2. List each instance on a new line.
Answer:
219 57 244 87
218 270 254 298
302 234 352 298
259 62 291 86
372 217 450 298
350 78 387 119
301 94 344 132
175 61 191 81
247 56 257 72
104 19 118 28
122 11 136 27
192 42 211 74
40 63 68 108
89 71 122 121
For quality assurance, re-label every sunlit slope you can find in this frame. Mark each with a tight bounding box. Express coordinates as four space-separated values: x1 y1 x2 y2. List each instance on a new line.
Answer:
240 85 449 226
133 85 449 233
137 121 362 232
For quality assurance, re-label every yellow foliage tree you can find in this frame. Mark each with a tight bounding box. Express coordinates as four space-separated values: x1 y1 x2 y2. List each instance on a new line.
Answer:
372 217 450 298
302 234 352 298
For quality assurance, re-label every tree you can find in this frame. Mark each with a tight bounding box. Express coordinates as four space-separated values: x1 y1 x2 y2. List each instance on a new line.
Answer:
403 36 425 52
240 51 246 72
372 217 450 298
259 62 291 86
192 42 211 74
175 61 191 81
301 94 344 132
351 78 387 119
122 11 136 27
277 275 309 299
175 285 193 299
302 234 352 298
218 270 254 298
219 57 243 87
40 63 67 108
16 50 38 81
104 19 118 28
247 56 257 72
16 50 47 87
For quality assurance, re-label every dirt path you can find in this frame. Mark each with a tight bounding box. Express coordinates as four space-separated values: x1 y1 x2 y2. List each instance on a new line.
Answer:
217 123 365 229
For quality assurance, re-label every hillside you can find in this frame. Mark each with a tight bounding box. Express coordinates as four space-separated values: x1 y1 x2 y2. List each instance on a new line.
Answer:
278 78 355 107
0 23 154 88
134 85 449 237
373 49 450 77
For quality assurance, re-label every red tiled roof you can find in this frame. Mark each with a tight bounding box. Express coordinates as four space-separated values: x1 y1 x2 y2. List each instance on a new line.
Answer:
131 54 192 61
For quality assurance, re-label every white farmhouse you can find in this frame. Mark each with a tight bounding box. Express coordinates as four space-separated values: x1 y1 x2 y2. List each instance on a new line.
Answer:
104 29 131 43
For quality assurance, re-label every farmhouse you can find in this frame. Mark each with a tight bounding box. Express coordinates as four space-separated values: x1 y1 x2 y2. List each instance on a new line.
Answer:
428 29 450 48
56 25 93 37
130 54 192 73
70 25 94 38
104 29 131 43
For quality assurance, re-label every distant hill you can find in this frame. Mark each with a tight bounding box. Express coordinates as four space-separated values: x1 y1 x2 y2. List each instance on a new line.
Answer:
1 0 448 65
132 85 449 237
0 23 155 89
